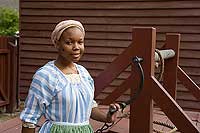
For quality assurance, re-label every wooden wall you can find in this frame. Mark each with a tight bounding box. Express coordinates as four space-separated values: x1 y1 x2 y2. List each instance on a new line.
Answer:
19 0 200 111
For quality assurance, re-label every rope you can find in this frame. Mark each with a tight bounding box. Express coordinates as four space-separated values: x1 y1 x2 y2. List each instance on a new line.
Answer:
153 120 178 133
155 49 165 82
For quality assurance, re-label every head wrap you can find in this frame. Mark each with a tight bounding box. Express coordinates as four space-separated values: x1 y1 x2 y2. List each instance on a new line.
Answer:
51 20 85 45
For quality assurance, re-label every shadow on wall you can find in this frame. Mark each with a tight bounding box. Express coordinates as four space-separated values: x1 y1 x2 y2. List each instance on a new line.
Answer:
0 0 19 10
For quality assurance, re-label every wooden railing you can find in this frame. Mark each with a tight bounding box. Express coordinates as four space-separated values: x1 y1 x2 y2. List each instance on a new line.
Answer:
94 27 200 133
177 66 200 101
0 37 10 107
0 36 19 112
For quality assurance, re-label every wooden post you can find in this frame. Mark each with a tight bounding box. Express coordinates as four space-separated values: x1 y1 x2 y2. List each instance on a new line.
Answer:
130 27 156 133
0 36 10 106
163 33 180 99
6 37 19 113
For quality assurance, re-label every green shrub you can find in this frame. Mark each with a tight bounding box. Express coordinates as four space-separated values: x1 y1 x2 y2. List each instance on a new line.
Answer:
0 7 19 36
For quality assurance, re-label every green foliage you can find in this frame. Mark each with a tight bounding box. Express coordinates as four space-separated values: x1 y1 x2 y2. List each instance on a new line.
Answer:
0 7 19 36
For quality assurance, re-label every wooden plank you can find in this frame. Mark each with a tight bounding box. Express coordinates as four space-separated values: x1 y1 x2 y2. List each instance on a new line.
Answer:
0 49 9 54
20 58 112 71
180 67 200 76
0 117 21 133
21 23 200 34
21 37 52 45
177 92 198 101
100 75 133 105
21 8 200 17
19 80 31 87
181 42 200 50
20 30 200 42
20 52 117 62
20 45 124 55
20 51 57 59
20 58 50 65
179 59 200 67
20 37 200 50
177 100 200 111
0 101 9 106
2 124 21 133
20 66 40 73
21 38 130 48
180 50 200 59
20 1 200 9
20 64 122 74
177 84 189 92
21 16 200 25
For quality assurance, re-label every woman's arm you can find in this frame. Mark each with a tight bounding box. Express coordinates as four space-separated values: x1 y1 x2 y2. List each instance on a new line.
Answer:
90 107 108 123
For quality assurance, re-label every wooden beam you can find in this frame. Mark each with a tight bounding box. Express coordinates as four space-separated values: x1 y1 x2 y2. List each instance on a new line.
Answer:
94 43 134 97
151 76 200 133
177 66 200 101
130 27 155 133
100 75 133 105
163 33 180 99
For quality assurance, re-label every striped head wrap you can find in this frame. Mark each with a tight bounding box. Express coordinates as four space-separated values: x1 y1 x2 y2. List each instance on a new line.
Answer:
51 20 85 45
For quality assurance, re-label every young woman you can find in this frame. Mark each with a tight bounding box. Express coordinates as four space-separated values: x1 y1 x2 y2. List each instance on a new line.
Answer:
20 20 120 133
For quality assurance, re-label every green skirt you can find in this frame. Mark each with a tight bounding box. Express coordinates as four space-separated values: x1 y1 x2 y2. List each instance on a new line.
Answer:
50 123 93 133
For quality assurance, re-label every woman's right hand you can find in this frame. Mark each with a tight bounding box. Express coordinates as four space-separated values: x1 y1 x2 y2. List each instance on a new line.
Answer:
106 103 121 123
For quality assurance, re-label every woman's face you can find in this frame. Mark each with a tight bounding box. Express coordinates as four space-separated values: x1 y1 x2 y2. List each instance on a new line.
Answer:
56 27 85 63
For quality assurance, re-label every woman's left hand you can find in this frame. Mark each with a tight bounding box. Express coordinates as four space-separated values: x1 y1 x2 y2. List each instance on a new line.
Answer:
106 103 121 123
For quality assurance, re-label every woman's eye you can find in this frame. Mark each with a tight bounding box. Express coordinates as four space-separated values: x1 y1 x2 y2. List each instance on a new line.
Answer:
79 41 84 45
65 41 72 45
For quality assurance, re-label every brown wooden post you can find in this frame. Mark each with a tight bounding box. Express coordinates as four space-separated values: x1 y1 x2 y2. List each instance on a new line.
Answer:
6 37 19 112
130 27 156 133
163 34 180 99
0 36 10 106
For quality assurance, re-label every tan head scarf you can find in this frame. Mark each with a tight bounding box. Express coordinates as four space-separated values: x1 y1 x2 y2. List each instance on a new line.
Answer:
51 20 85 45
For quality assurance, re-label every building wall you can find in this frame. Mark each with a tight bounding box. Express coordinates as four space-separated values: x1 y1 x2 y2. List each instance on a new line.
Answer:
19 0 200 111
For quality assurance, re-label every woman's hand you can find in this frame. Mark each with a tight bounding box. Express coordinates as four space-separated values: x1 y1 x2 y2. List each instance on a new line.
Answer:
106 103 121 123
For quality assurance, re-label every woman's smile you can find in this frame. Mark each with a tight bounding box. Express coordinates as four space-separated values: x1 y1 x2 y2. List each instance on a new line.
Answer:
71 53 80 58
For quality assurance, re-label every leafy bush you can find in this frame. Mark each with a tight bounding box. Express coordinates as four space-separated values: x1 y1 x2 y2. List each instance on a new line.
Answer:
0 7 19 36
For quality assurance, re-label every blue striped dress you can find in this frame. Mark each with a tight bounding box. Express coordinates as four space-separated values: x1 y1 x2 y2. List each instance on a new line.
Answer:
20 61 97 132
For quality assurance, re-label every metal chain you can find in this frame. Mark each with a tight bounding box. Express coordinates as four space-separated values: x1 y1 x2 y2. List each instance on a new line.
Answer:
95 111 130 133
95 122 114 133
